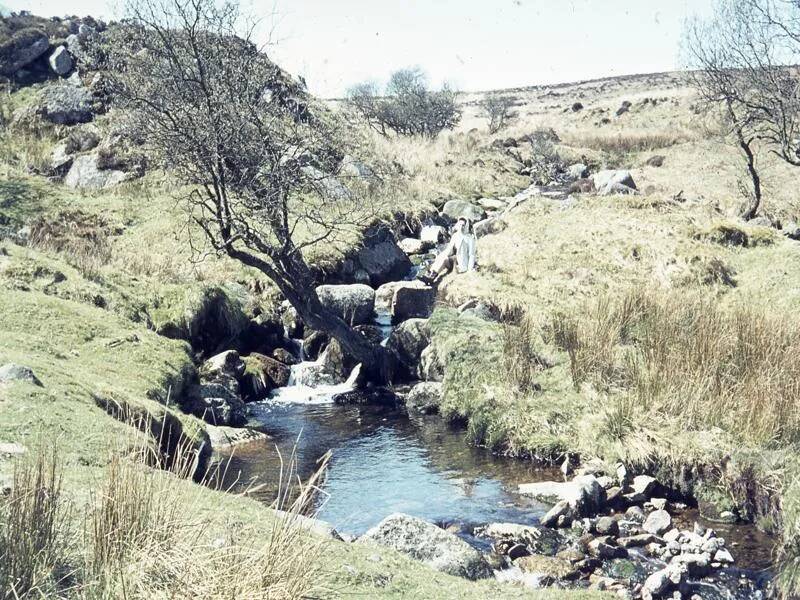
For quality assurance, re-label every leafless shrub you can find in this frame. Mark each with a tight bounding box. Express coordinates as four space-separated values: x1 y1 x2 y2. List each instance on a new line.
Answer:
345 67 461 138
480 94 517 134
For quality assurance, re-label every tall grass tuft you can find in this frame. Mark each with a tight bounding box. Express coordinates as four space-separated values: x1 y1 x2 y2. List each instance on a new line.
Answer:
502 314 550 394
552 288 800 447
0 445 70 599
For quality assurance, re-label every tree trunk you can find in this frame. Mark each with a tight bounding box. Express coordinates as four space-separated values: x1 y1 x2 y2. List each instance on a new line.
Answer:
229 248 391 384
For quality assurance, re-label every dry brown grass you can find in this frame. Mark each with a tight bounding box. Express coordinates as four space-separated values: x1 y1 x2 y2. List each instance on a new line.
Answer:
0 445 70 599
552 288 800 447
561 129 695 154
0 429 327 600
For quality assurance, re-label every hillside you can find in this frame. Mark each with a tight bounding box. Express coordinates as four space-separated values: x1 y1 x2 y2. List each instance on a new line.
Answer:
1 9 799 600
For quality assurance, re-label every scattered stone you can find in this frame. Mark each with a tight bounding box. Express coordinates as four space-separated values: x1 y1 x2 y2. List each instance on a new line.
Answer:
670 552 710 577
519 475 605 516
405 382 443 415
625 506 646 524
618 534 661 548
37 84 94 125
420 225 446 245
540 499 572 527
316 284 375 326
64 153 128 189
514 555 578 580
714 548 734 564
626 474 658 502
588 537 627 559
474 217 507 238
663 528 681 543
595 516 619 536
478 522 566 557
442 199 486 222
592 170 637 196
0 363 43 387
567 163 589 180
48 45 73 75
646 155 665 168
641 563 687 600
476 197 507 211
643 510 672 536
398 237 427 255
357 513 493 580
651 498 667 510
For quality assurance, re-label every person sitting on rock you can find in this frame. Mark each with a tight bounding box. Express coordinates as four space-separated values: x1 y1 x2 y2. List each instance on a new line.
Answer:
420 218 477 284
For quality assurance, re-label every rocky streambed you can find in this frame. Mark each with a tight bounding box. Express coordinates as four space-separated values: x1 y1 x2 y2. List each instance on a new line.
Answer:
199 183 777 599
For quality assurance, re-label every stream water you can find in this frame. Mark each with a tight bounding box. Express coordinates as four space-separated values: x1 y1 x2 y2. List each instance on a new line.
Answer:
215 221 777 594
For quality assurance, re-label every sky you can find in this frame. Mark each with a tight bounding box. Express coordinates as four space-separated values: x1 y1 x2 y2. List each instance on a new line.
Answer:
4 0 716 97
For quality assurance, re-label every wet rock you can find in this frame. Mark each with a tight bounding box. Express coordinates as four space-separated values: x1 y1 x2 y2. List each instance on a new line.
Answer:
48 45 73 75
405 382 443 415
64 153 128 189
477 522 566 557
600 557 649 584
670 552 710 577
587 536 627 559
386 318 431 381
618 533 662 548
38 84 94 125
207 425 268 450
302 330 329 361
356 230 412 286
0 29 49 77
271 348 298 366
201 350 245 381
357 513 493 580
595 516 619 536
0 363 43 387
188 382 246 426
281 305 303 339
713 548 734 564
643 510 672 536
518 475 605 516
442 199 486 222
316 284 375 326
540 499 572 527
375 280 435 323
241 353 291 399
514 555 578 580
626 505 646 523
641 563 687 600
333 387 399 406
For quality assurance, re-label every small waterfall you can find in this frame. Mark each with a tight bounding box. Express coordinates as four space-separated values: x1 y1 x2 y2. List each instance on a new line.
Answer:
267 346 362 405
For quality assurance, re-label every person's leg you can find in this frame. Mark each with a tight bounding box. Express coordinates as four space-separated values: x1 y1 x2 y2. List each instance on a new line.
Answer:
432 256 455 284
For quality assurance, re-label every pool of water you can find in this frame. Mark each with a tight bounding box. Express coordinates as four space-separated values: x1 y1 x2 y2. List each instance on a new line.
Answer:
218 400 557 536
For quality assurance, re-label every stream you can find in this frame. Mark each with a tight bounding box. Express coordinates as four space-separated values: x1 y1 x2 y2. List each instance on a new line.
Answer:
215 223 777 596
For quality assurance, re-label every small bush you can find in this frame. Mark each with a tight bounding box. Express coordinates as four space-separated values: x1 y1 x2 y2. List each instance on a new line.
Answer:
346 67 461 139
480 95 517 134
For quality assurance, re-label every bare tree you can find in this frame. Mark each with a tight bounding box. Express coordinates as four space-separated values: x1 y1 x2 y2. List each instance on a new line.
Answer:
104 0 390 379
480 94 517 134
684 0 800 219
345 67 461 138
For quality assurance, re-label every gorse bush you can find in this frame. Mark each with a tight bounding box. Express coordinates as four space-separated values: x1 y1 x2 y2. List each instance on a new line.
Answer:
552 288 800 446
